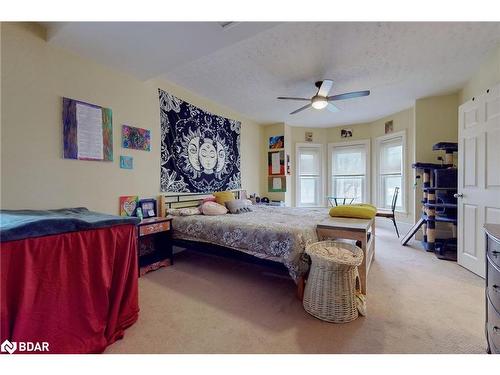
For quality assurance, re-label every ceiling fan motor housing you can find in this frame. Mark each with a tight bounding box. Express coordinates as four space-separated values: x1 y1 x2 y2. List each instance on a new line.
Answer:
311 95 328 109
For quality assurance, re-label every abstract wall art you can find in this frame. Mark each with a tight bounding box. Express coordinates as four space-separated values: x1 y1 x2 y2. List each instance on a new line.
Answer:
62 97 113 161
158 89 241 193
269 135 284 149
122 125 151 151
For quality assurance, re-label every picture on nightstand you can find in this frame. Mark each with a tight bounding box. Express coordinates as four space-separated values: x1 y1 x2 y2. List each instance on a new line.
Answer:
138 198 157 218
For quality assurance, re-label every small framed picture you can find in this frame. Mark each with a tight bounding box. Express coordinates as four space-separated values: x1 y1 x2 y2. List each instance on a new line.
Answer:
269 135 284 149
385 120 394 134
138 198 157 218
305 131 313 142
341 129 352 138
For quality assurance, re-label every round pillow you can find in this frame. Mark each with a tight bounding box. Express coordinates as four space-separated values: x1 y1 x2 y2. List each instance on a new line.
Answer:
201 201 228 216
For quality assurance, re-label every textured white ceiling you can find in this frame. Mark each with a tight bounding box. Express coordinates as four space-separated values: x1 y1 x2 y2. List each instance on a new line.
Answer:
44 22 500 127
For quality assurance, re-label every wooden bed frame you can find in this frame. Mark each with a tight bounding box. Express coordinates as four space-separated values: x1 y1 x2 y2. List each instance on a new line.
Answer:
156 191 373 300
158 189 246 213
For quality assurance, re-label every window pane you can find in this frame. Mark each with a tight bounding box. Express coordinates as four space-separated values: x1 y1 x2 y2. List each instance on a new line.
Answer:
332 176 364 203
300 177 318 205
299 149 319 175
332 146 365 175
380 139 402 174
382 175 402 209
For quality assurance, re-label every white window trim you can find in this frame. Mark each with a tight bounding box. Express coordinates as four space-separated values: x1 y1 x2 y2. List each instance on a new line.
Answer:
374 130 406 213
328 139 371 204
295 143 325 207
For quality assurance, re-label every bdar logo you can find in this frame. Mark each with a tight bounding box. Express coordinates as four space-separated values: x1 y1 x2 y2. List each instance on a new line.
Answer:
1 339 17 354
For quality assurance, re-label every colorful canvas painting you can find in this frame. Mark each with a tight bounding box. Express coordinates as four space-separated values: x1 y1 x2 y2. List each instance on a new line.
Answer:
122 125 151 151
268 150 285 175
269 135 284 149
62 97 113 161
120 155 133 169
119 195 139 217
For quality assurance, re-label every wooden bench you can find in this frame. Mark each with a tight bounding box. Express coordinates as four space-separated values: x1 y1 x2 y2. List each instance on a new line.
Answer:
315 217 375 295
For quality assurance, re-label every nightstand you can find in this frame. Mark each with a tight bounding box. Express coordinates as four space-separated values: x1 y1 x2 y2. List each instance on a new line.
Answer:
137 216 173 276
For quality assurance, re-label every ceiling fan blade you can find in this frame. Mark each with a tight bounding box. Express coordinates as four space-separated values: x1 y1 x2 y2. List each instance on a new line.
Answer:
317 80 334 97
326 103 339 113
290 103 312 115
328 90 370 101
277 96 311 101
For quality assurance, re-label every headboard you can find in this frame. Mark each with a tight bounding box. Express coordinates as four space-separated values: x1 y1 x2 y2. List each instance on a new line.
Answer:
158 189 246 217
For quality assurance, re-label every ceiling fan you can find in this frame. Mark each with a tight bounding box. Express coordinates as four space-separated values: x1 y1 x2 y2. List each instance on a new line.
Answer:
277 80 370 115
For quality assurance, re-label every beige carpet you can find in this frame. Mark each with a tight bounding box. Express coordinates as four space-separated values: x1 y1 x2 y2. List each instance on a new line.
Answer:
106 225 486 354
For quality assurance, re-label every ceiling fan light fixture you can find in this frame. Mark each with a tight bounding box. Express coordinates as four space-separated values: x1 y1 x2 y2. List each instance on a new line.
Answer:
311 96 328 110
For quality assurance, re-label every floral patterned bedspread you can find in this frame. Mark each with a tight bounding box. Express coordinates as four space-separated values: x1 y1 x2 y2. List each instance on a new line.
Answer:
171 205 330 282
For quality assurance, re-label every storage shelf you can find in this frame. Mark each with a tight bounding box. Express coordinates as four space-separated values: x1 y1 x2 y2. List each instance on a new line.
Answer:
421 214 457 223
421 187 457 191
424 203 457 208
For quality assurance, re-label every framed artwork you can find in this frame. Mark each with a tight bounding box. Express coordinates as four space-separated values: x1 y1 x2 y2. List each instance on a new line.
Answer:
122 124 151 151
268 150 285 175
62 97 113 161
341 129 353 138
119 196 139 217
385 120 394 134
120 155 133 169
305 131 313 142
268 176 286 192
269 135 284 149
138 199 157 218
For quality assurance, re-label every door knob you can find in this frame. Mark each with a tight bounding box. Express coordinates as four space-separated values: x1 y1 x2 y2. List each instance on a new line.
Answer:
453 193 464 198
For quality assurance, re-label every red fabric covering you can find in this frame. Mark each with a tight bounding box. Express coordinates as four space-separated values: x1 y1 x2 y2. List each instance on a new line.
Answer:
1 224 139 354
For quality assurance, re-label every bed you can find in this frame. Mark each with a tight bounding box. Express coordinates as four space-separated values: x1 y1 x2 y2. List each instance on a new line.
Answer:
160 192 375 298
0 208 140 354
172 204 326 281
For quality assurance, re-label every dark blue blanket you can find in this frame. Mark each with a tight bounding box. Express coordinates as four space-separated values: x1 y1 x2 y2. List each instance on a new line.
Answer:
0 207 140 243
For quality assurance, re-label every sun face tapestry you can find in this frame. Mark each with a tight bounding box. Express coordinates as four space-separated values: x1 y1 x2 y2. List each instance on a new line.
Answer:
158 89 241 193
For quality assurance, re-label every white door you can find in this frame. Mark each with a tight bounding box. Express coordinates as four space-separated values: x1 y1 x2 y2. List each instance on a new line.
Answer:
458 83 500 277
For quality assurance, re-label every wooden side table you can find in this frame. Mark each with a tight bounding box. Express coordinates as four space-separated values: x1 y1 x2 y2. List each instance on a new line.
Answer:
316 217 375 295
137 216 173 276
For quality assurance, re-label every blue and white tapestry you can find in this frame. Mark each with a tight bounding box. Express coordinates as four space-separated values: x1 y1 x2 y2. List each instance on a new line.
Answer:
159 89 241 193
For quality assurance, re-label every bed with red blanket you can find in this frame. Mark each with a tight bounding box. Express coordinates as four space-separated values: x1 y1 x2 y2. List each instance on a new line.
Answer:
0 208 140 354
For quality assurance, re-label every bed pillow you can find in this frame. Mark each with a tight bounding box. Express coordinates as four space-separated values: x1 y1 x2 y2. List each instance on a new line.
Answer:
213 191 235 205
201 196 217 204
225 199 253 214
329 204 377 220
201 201 228 216
179 207 202 216
167 207 201 216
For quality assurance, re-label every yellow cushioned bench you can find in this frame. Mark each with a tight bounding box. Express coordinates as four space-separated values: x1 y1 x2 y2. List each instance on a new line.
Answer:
329 203 377 220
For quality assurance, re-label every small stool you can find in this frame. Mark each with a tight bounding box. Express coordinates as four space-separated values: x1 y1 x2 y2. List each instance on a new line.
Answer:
303 240 364 323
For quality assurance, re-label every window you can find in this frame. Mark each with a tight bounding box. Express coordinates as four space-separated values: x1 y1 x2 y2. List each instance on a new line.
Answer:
296 144 323 207
376 132 405 210
329 141 370 204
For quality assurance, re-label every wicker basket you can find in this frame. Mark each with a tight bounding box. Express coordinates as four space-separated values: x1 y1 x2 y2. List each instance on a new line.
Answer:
303 240 364 323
